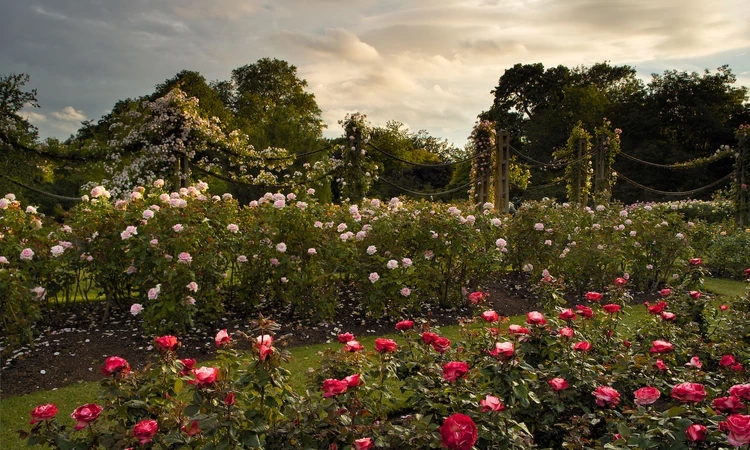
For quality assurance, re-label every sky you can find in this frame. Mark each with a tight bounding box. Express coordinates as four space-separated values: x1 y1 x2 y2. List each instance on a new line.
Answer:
2 0 749 148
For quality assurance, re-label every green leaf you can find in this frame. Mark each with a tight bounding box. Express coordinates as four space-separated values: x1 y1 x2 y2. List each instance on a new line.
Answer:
183 404 200 417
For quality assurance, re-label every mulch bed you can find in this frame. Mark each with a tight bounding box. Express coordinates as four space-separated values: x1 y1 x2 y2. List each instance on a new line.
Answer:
1 274 537 398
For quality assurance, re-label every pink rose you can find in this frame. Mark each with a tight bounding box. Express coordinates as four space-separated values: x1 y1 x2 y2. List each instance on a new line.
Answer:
575 305 594 318
549 378 569 391
585 291 602 302
375 338 397 353
614 277 627 286
70 403 102 430
432 336 451 353
102 356 130 376
489 342 514 359
133 419 159 445
661 311 676 321
592 386 620 407
671 383 707 403
191 367 219 386
395 320 414 330
689 258 702 266
602 304 621 314
182 420 201 437
468 291 486 305
321 379 348 397
215 329 230 347
155 335 179 352
30 404 58 424
439 413 477 450
689 291 702 299
654 359 669 371
721 355 737 367
634 386 660 406
179 358 196 376
421 332 439 344
344 374 362 388
713 396 746 413
344 340 363 352
480 394 505 412
659 288 672 297
353 437 373 450
646 301 667 314
443 361 470 382
724 414 750 446
729 384 750 401
650 340 674 354
559 309 577 320
338 332 355 343
559 327 574 338
685 356 703 369
686 424 707 442
224 392 235 406
508 324 530 335
526 311 546 325
481 310 499 322
573 341 592 352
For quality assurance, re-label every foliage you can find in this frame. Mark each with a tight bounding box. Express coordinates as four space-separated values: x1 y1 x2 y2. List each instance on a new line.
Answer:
707 229 750 278
552 122 592 205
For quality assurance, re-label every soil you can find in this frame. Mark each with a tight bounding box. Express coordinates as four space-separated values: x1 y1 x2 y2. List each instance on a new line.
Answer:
0 273 538 398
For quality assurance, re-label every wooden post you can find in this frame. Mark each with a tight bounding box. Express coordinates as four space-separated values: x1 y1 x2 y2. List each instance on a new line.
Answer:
594 135 609 201
181 153 190 188
738 143 747 227
495 129 510 214
575 138 584 205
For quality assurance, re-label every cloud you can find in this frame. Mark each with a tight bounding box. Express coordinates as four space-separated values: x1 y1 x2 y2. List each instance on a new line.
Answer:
51 106 86 122
20 110 47 123
273 28 380 62
172 0 262 20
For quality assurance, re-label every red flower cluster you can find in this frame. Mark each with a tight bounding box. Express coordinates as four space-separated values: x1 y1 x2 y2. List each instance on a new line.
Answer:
375 338 398 353
321 374 361 397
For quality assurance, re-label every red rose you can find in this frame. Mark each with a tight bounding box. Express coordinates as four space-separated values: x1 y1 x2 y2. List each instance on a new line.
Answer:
258 344 273 361
102 356 130 377
155 335 179 352
344 340 364 352
712 396 746 413
559 327 574 338
623 340 631 348
432 337 452 353
592 386 620 407
729 384 750 400
654 359 669 371
614 277 627 286
573 341 592 352
725 414 750 446
646 301 667 314
689 258 702 266
215 329 231 347
585 291 602 302
321 379 348 397
344 374 362 387
191 367 219 386
375 338 398 353
224 392 235 406
602 304 621 314
443 361 470 382
439 413 478 450
421 332 439 344
70 403 102 430
650 340 674 354
745 268 750 277
30 404 58 424
559 309 577 320
526 311 546 325
575 305 594 319
659 288 672 297
481 311 499 322
721 304 729 311
133 419 159 445
182 420 201 437
549 378 569 391
338 332 355 343
480 394 505 412
661 311 676 321
685 356 703 369
489 342 514 359
721 355 737 367
671 382 707 403
256 334 273 347
633 387 660 406
178 358 197 377
508 324 530 335
395 320 414 330
689 291 702 299
353 437 374 450
686 424 707 442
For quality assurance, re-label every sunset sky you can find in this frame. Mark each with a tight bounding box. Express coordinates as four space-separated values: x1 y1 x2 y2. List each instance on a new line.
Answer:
2 0 749 147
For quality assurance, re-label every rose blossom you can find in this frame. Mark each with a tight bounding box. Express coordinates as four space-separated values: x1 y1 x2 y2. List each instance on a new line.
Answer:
526 311 546 325
20 248 34 261
558 327 574 338
576 305 594 319
338 332 355 343
689 258 702 265
614 277 627 286
344 340 364 352
187 282 198 292
508 324 530 335
29 404 58 424
215 329 231 347
182 421 201 437
191 367 219 386
686 424 707 442
585 291 603 302
386 259 398 269
155 335 179 352
573 341 592 352
721 355 738 367
592 386 621 407
480 394 505 412
724 414 750 446
395 320 414 330
321 379 348 397
375 338 397 353
179 359 196 376
422 332 438 344
489 342 514 359
443 361 470 382
650 340 674 354
467 291 485 305
368 272 380 283
71 403 103 430
133 419 159 445
685 356 703 369
432 336 452 353
177 252 192 264
729 384 750 400
130 303 143 316
481 310 499 322
439 413 477 450
102 356 130 376
661 311 676 321
646 301 667 314
602 304 621 314
634 387 661 406
654 359 669 371
353 437 374 450
659 288 672 297
400 287 411 297
671 382 707 403
713 396 746 413
549 378 569 391
559 309 577 320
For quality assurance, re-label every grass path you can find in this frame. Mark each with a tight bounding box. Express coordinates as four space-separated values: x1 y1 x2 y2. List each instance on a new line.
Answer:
2 278 746 450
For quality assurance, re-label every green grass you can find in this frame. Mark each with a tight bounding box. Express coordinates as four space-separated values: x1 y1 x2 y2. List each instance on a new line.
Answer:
2 277 746 450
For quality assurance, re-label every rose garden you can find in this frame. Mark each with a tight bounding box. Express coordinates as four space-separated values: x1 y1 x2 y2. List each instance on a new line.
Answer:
2 176 750 449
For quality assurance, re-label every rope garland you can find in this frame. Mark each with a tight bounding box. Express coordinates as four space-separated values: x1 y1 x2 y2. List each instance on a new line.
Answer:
367 142 489 167
0 174 83 202
509 144 593 169
614 171 732 196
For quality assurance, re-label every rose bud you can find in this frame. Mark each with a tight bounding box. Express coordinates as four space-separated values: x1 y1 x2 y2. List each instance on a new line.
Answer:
215 329 231 347
480 394 505 412
549 377 569 391
182 420 201 437
395 320 414 330
685 424 707 442
224 392 236 406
